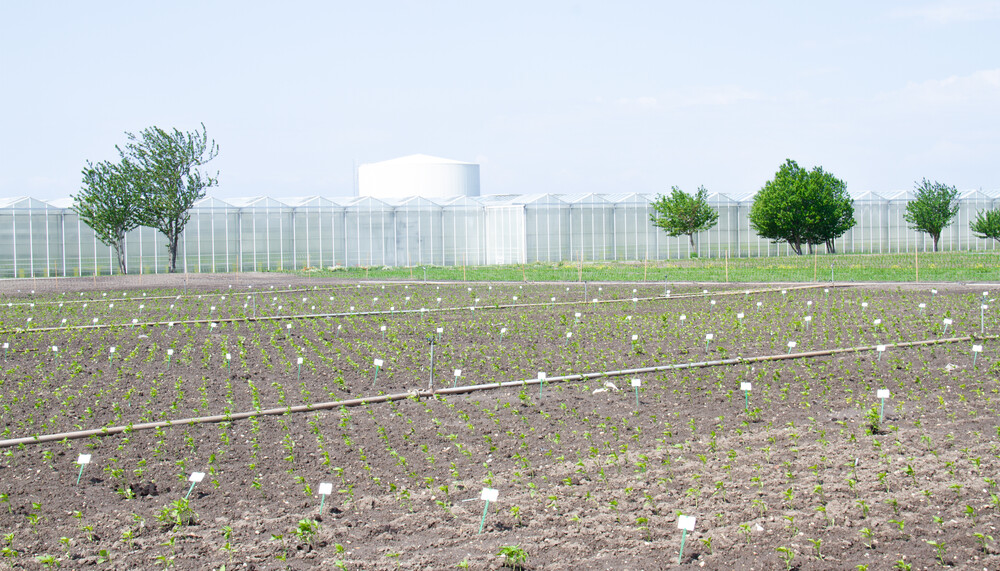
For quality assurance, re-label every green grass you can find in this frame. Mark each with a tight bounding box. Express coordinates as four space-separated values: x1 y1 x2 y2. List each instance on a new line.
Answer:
286 251 1000 283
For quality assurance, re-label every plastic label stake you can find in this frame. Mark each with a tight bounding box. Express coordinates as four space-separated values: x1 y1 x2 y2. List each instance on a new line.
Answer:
453 369 462 388
631 378 641 406
787 341 797 354
877 389 890 421
109 346 116 365
972 344 983 367
538 372 547 396
677 515 696 564
705 333 713 352
479 488 499 534
185 472 205 500
76 454 91 485
372 359 384 386
741 382 752 410
296 357 303 380
876 345 886 362
942 318 953 336
318 482 333 511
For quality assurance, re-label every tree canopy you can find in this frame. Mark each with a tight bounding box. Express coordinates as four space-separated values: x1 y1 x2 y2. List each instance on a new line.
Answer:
649 185 719 251
904 179 959 252
121 123 219 272
72 160 144 275
748 159 855 255
72 124 218 274
970 209 1000 243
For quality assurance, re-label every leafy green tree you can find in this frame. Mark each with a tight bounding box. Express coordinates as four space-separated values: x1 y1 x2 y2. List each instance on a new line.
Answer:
649 185 720 251
72 160 144 274
748 159 855 255
904 179 959 252
970 209 1000 244
122 123 219 272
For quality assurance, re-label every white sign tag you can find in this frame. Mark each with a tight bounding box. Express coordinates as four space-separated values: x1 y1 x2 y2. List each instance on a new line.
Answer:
944 318 953 325
481 488 499 502
918 303 926 309
737 312 744 319
973 345 983 352
876 345 886 352
380 325 387 332
374 359 384 367
167 349 174 356
454 369 462 377
740 382 752 391
437 327 444 334
538 372 546 380
631 379 641 388
877 389 890 399
873 319 882 326
678 515 696 531
705 334 714 341
189 472 206 483
679 315 687 321
787 341 797 349
631 334 639 341
318 482 333 496
296 357 303 364
77 454 92 465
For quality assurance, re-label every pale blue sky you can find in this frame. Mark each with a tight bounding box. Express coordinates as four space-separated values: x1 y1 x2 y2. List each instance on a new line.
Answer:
1 1 998 200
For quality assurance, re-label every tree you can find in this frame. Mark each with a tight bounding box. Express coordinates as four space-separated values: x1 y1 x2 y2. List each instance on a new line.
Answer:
748 159 855 255
649 185 719 251
72 160 144 274
121 123 219 272
904 178 959 252
970 209 1000 243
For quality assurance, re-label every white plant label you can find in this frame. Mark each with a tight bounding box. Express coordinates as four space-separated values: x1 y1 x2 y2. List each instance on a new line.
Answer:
982 305 989 310
454 369 462 377
807 301 813 306
973 345 983 352
167 349 174 356
740 382 752 391
227 353 233 360
575 312 582 318
631 378 641 388
297 357 303 364
109 347 115 353
437 327 444 334
804 316 812 322
705 334 714 341
877 389 890 399
318 482 333 496
77 454 91 465
374 359 384 367
678 515 696 531
189 472 205 483
380 325 386 332
538 372 546 380
737 313 744 319
787 341 797 349
944 318 953 325
876 345 886 352
481 488 499 502
919 303 926 309
756 302 762 307
501 328 507 334
631 335 639 341
873 319 882 326
679 315 686 321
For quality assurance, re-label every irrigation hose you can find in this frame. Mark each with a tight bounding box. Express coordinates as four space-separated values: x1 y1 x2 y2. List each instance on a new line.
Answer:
0 283 839 335
0 331 989 449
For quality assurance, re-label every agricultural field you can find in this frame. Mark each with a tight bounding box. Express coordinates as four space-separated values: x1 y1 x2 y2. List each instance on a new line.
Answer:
1 275 999 570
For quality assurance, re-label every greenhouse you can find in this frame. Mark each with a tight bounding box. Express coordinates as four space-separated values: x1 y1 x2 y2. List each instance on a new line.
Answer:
0 191 998 278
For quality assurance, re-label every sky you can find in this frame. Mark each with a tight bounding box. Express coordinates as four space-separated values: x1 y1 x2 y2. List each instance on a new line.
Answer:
1 1 998 201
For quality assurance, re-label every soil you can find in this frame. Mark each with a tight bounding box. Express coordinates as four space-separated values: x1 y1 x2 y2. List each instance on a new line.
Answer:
1 275 999 570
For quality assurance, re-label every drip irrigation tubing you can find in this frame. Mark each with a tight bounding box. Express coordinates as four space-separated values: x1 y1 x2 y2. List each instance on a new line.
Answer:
0 283 840 335
0 330 989 449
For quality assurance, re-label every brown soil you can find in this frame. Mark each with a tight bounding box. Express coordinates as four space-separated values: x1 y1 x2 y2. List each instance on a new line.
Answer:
1 276 999 570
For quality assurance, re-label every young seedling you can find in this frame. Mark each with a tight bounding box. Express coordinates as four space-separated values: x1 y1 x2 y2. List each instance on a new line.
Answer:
76 454 91 485
479 488 498 534
677 515 696 564
318 482 333 511
496 545 527 570
185 472 205 500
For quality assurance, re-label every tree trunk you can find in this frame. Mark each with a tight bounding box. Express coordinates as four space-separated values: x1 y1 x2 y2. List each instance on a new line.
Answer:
790 238 802 255
826 239 836 254
114 236 128 275
932 234 940 252
807 243 814 255
688 233 696 251
167 235 179 273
